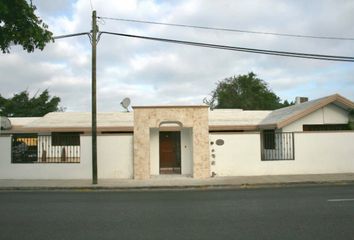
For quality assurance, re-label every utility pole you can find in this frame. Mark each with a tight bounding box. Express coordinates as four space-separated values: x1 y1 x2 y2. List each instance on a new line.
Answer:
91 10 98 184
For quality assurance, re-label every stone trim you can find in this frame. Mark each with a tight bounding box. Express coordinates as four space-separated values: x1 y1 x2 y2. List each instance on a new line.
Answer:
133 107 210 180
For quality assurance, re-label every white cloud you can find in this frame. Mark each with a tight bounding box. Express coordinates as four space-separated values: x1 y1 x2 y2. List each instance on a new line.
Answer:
1 0 353 112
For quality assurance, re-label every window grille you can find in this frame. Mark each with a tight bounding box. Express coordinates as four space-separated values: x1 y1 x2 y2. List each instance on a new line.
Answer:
261 131 294 160
11 133 81 163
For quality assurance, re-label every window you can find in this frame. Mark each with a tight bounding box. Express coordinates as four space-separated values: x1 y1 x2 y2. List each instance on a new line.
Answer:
52 132 80 146
11 133 81 163
12 134 38 163
261 131 294 161
303 124 350 131
263 130 275 149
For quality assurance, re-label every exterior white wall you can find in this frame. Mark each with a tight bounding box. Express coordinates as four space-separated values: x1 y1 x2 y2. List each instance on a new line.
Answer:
283 104 349 132
97 134 133 179
0 135 133 179
181 128 193 175
293 132 354 174
210 131 354 176
0 135 91 179
210 133 261 176
150 128 159 175
2 130 353 179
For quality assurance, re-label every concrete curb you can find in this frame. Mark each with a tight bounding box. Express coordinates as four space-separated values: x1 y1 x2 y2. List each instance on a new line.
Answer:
1 180 354 191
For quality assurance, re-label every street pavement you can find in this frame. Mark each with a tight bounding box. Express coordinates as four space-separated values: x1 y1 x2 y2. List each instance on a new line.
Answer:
0 184 353 240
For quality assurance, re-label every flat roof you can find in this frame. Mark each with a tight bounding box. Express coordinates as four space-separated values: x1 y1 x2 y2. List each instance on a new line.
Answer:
132 105 209 109
2 93 352 133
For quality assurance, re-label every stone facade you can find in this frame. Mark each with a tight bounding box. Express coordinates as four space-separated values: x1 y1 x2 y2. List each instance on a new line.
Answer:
133 106 210 179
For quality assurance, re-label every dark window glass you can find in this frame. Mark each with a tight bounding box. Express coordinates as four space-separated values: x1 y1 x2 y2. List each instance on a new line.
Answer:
52 132 80 146
263 130 275 149
303 124 350 131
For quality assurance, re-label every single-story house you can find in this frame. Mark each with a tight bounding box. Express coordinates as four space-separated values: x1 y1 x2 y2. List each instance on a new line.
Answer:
0 93 353 180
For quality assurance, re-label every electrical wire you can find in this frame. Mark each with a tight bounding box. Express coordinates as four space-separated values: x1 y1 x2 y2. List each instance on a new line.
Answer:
53 32 90 40
97 16 354 41
99 31 354 62
52 31 354 62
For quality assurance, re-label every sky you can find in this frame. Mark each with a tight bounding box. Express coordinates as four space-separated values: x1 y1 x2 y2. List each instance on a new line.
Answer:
1 0 354 112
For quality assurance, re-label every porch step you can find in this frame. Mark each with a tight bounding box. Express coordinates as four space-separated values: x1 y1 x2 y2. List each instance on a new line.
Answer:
160 167 181 174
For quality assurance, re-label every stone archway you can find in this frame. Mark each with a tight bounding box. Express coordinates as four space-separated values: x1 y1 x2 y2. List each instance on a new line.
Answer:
159 121 183 128
132 105 210 179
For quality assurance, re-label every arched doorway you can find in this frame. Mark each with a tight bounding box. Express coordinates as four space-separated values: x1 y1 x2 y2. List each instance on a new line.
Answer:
133 105 210 180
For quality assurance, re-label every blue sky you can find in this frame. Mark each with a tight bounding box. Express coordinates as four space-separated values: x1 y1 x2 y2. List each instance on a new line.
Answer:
1 0 353 111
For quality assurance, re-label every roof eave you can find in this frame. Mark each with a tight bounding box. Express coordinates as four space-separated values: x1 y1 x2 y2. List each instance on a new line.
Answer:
257 123 278 130
277 94 354 129
2 126 134 134
209 125 259 131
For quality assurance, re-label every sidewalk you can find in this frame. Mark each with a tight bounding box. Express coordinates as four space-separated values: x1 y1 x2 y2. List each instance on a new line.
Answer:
1 173 354 191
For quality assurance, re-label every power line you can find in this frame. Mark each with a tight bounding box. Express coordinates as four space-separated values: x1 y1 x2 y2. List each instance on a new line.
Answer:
52 31 354 61
97 16 354 41
99 31 354 62
53 32 90 40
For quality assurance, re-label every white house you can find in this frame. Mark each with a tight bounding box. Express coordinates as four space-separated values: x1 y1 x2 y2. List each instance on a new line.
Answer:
0 93 353 180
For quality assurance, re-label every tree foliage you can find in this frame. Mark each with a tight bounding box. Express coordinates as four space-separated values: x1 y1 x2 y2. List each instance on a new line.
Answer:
0 90 63 117
205 72 293 110
0 0 53 53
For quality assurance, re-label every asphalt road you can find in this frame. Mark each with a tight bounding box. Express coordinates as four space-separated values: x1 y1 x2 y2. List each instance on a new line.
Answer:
0 185 353 240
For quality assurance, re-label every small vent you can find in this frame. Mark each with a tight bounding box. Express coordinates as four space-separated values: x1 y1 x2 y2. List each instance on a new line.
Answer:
215 139 224 146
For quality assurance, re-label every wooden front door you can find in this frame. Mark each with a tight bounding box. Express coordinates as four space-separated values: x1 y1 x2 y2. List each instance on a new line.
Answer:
159 131 181 174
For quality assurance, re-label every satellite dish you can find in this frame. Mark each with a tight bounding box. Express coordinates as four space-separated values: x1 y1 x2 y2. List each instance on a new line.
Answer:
120 97 131 112
0 116 12 130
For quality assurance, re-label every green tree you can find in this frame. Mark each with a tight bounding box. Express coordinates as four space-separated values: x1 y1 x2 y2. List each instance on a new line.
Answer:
0 90 63 117
205 72 293 110
0 0 53 53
